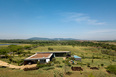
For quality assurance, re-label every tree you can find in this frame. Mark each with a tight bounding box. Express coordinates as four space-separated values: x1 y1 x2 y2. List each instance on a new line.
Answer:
101 64 104 67
92 59 94 63
48 47 53 51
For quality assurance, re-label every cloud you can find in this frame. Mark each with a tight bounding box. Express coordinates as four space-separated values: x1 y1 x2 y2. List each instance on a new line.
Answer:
78 29 116 40
62 12 106 25
87 29 116 34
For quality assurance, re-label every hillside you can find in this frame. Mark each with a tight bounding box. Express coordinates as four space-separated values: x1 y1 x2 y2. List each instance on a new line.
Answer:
28 37 78 40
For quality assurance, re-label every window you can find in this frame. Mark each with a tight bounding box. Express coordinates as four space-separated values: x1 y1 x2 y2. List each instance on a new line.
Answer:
40 59 46 63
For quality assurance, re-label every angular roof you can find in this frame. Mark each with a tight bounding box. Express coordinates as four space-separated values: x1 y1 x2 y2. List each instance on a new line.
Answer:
74 55 81 58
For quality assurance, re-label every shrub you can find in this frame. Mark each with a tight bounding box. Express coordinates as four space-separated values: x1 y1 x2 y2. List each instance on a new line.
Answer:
72 62 74 65
43 66 54 70
101 64 104 67
64 59 71 67
17 59 24 66
50 62 54 66
66 71 72 75
52 58 56 62
68 57 75 60
37 61 40 65
54 61 61 64
12 59 17 63
48 47 53 50
37 62 51 68
77 62 81 65
91 59 94 63
106 65 116 74
56 65 63 68
87 63 90 67
62 60 65 63
9 58 13 62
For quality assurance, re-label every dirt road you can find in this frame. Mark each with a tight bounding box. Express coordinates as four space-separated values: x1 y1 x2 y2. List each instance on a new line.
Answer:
0 60 36 70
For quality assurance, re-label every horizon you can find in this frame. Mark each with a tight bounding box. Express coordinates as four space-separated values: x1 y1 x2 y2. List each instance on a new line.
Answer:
0 37 115 41
0 0 116 40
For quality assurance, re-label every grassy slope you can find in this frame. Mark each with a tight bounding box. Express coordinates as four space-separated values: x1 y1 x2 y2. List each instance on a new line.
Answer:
0 45 116 77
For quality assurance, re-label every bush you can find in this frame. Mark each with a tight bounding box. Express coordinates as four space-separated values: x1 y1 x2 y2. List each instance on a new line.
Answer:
9 58 13 62
52 58 56 62
77 62 81 65
101 64 104 67
37 62 51 68
106 65 116 74
43 66 54 70
54 61 61 64
56 65 63 68
67 63 71 67
87 63 90 67
64 59 71 67
48 47 53 50
62 60 65 63
66 71 72 75
68 57 75 60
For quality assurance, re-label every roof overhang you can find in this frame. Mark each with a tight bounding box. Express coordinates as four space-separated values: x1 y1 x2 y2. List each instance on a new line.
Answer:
24 53 53 61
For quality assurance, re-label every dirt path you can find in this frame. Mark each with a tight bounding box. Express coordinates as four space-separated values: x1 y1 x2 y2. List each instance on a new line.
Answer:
0 60 36 70
0 60 20 69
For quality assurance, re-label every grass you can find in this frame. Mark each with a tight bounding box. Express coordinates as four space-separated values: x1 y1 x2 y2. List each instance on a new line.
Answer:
0 68 54 77
1 67 115 77
0 45 116 77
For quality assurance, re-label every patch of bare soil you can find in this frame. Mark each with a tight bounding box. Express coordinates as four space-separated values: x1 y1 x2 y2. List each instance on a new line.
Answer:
0 60 20 69
71 67 83 71
23 66 39 71
90 67 99 70
63 57 66 60
0 60 37 70
21 64 37 70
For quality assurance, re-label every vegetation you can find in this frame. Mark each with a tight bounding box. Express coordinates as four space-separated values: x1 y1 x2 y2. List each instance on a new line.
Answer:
0 40 116 77
37 61 52 68
0 40 116 51
106 65 116 74
0 44 38 65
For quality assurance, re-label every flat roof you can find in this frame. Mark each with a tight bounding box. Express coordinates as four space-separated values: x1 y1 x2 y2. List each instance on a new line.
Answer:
37 51 71 54
25 51 71 60
25 53 52 60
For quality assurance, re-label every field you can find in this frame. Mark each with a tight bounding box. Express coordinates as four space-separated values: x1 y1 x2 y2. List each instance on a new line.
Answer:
0 45 116 77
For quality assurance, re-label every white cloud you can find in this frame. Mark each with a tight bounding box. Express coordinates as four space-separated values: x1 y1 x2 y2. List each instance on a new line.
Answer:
87 29 116 34
80 29 116 40
62 12 106 25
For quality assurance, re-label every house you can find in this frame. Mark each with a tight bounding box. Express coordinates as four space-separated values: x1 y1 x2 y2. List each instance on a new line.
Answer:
73 55 81 61
24 51 71 65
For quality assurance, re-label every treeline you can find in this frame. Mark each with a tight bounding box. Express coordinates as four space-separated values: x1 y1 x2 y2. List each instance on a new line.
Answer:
0 40 116 51
0 44 38 56
0 44 38 65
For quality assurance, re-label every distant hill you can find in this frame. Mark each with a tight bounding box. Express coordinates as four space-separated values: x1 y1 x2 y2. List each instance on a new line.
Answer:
28 37 78 40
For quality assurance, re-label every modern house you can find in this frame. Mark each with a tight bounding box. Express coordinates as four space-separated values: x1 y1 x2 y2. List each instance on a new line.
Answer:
24 51 71 65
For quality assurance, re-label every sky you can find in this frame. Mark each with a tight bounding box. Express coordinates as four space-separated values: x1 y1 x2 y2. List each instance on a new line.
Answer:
0 0 116 40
